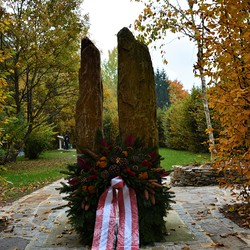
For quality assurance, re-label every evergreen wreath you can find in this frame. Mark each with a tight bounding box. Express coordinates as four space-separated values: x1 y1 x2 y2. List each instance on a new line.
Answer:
59 135 175 246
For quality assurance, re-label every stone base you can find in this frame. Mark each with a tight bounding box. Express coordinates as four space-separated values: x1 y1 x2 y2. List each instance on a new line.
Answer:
171 165 222 186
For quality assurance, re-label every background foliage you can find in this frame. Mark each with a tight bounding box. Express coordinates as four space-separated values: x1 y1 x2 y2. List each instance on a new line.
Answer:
0 0 88 163
133 0 250 202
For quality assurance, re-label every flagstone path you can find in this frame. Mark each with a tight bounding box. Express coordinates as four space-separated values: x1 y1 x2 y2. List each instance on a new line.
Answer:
0 178 250 250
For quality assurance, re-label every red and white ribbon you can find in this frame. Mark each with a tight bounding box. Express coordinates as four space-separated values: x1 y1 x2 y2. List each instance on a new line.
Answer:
91 176 139 250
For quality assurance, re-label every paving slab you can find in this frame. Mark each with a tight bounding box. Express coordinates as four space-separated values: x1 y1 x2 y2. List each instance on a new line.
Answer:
0 179 250 250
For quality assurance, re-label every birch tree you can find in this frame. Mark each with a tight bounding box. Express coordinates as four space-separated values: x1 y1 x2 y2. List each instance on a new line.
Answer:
132 0 215 159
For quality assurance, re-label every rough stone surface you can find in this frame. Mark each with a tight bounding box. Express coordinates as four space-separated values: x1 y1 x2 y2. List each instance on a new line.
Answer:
0 237 29 250
171 165 223 186
75 37 103 153
117 27 158 148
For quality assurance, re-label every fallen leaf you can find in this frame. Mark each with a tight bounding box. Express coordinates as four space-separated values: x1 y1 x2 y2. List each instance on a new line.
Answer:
3 226 14 233
43 210 52 214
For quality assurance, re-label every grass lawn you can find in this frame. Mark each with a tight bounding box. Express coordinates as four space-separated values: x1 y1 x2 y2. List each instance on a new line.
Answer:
0 150 77 204
0 148 210 204
159 148 210 171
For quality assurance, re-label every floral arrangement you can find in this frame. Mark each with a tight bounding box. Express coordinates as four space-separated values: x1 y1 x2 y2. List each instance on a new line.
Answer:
59 135 175 246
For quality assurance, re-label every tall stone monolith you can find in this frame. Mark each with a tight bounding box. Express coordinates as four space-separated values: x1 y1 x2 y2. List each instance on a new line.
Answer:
117 27 158 148
75 38 103 154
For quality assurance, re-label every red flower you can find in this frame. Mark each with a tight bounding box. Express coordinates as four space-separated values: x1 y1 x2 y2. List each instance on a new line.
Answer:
148 151 159 162
100 138 109 148
125 168 136 176
77 158 92 171
141 160 152 168
88 175 97 180
68 177 79 186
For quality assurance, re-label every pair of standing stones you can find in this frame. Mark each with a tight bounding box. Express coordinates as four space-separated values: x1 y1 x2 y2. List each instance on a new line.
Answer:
76 27 158 153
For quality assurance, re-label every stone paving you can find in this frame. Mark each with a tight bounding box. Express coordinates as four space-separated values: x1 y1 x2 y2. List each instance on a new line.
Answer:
0 178 250 250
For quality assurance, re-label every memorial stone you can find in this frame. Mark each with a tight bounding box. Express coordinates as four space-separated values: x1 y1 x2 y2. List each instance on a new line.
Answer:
117 27 158 148
75 37 103 154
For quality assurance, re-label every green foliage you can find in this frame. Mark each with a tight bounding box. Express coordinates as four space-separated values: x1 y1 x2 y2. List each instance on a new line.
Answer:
103 111 119 141
159 148 210 170
24 124 55 159
0 113 27 163
162 87 209 153
164 101 189 150
157 108 168 147
102 48 119 140
183 87 209 152
155 68 170 109
58 136 175 246
0 0 88 163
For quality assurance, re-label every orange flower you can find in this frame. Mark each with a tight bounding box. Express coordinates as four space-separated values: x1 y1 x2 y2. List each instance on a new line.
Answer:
96 156 107 168
122 151 128 156
100 156 107 161
88 185 95 194
82 185 88 191
138 172 148 180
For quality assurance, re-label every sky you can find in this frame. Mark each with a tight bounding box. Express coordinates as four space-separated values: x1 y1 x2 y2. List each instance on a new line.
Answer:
82 0 200 91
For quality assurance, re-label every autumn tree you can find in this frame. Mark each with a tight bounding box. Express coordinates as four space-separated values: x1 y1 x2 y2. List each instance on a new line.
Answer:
201 0 250 202
0 10 9 108
101 48 119 140
0 11 13 160
132 0 215 158
168 79 189 104
0 0 88 162
134 0 250 202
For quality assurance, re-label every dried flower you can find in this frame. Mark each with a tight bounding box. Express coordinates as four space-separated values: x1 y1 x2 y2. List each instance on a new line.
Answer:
96 156 107 168
139 172 148 180
122 151 128 156
88 185 95 194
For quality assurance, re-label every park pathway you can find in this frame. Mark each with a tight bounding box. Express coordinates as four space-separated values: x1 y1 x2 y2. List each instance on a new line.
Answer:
0 178 250 250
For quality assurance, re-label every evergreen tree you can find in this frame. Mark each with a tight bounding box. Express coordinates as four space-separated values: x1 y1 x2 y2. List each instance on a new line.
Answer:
154 68 170 109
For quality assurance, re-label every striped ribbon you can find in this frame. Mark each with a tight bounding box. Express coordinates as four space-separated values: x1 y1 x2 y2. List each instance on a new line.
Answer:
91 176 139 250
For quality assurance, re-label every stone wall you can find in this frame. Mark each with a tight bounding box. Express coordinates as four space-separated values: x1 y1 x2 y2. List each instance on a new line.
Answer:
171 165 223 186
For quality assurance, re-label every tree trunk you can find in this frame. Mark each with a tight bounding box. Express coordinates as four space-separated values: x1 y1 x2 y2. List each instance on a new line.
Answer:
197 45 215 161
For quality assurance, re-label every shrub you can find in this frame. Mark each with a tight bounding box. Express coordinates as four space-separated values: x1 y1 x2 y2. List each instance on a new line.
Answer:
162 87 210 153
24 125 55 159
0 114 27 163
